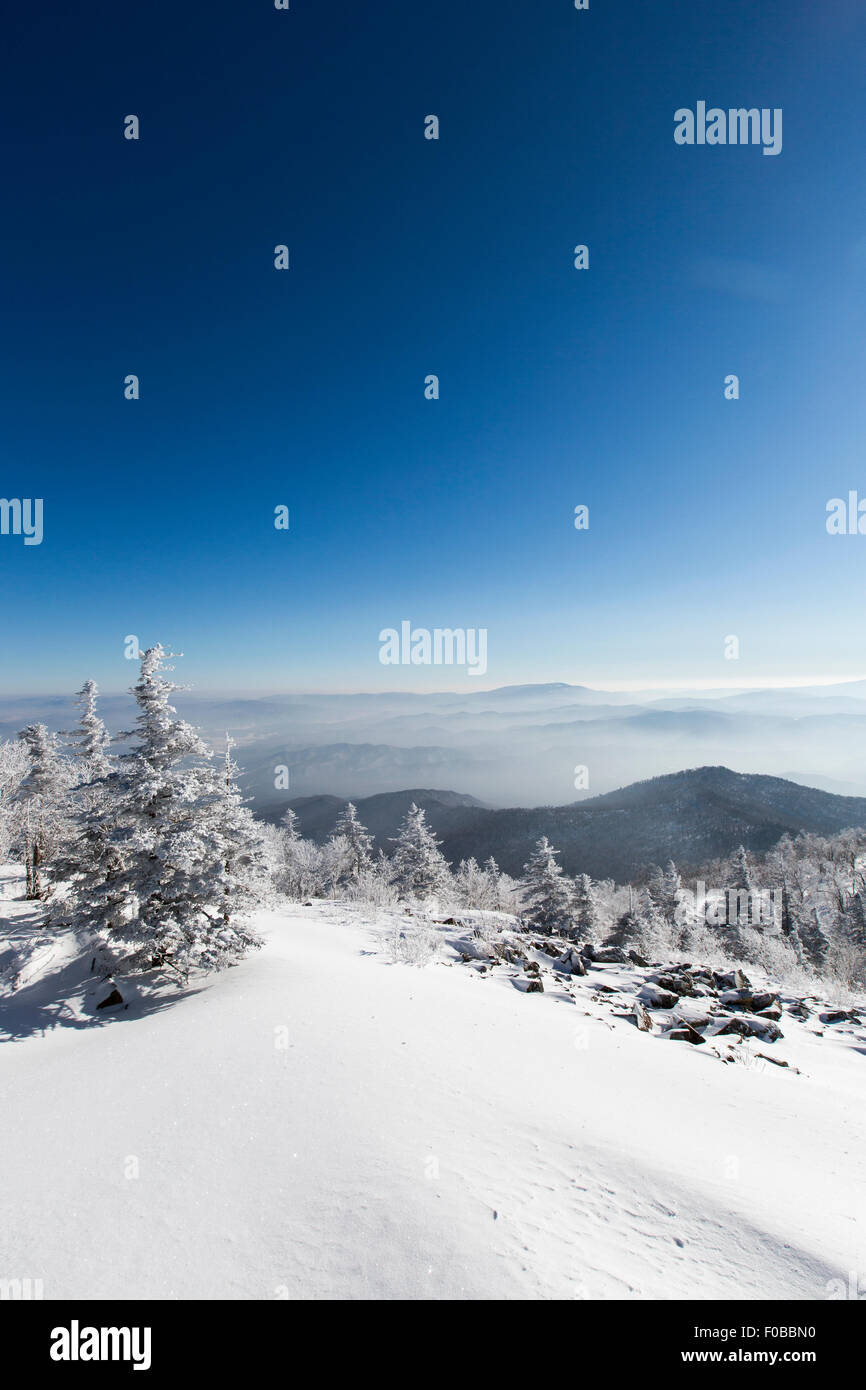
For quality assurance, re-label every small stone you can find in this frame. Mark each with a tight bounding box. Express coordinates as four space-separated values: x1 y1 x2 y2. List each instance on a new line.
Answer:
755 1052 789 1069
666 1024 705 1045
96 987 124 1010
633 1000 653 1032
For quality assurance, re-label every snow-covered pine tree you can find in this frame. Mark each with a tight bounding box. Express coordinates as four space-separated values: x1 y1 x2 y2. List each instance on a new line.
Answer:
571 872 599 939
722 843 755 956
75 645 263 977
390 803 450 900
660 860 683 924
207 738 268 940
482 856 502 898
281 807 300 841
729 844 753 891
838 875 866 951
332 802 374 881
0 739 29 863
521 837 573 932
799 905 830 970
15 723 71 899
66 680 112 782
53 681 117 907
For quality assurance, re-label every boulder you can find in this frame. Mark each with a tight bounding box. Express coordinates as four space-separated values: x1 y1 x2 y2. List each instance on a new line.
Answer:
656 972 700 998
715 1013 783 1043
671 1002 716 1031
690 967 715 984
628 949 649 967
556 947 586 976
719 989 779 1014
639 983 679 1010
820 1009 862 1025
713 968 751 990
496 945 527 965
583 944 628 964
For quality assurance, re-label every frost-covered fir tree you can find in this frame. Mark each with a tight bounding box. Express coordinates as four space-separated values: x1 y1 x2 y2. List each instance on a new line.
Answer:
390 803 450 900
53 681 117 902
721 844 755 956
661 860 683 924
521 837 573 931
207 738 268 937
728 844 753 892
332 802 374 881
281 807 300 841
571 872 599 939
795 905 828 971
73 646 263 977
66 680 112 781
0 739 29 863
15 723 71 899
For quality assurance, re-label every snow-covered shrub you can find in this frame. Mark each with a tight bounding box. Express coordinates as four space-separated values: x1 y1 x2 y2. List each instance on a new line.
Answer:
380 917 443 966
341 866 400 910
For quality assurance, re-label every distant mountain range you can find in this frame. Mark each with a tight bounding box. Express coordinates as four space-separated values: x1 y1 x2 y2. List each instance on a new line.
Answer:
280 767 866 881
3 678 866 807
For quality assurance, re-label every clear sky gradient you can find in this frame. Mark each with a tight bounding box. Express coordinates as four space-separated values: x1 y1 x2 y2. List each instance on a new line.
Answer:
2 0 865 694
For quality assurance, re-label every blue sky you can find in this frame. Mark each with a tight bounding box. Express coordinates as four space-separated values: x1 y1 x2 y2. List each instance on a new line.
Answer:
2 0 865 694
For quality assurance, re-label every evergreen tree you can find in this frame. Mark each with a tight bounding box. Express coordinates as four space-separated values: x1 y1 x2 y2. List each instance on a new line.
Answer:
571 872 598 938
729 844 753 891
332 802 374 881
0 739 29 864
15 723 70 899
66 680 112 782
839 877 866 950
390 803 450 899
209 738 268 936
482 856 514 911
660 860 683 924
521 837 573 931
71 646 263 976
799 905 830 969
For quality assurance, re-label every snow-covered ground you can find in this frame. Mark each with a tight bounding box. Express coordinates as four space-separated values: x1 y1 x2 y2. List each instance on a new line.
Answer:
1 865 864 1301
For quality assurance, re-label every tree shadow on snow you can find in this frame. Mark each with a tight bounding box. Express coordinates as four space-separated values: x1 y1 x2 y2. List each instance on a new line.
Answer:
0 945 204 1042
